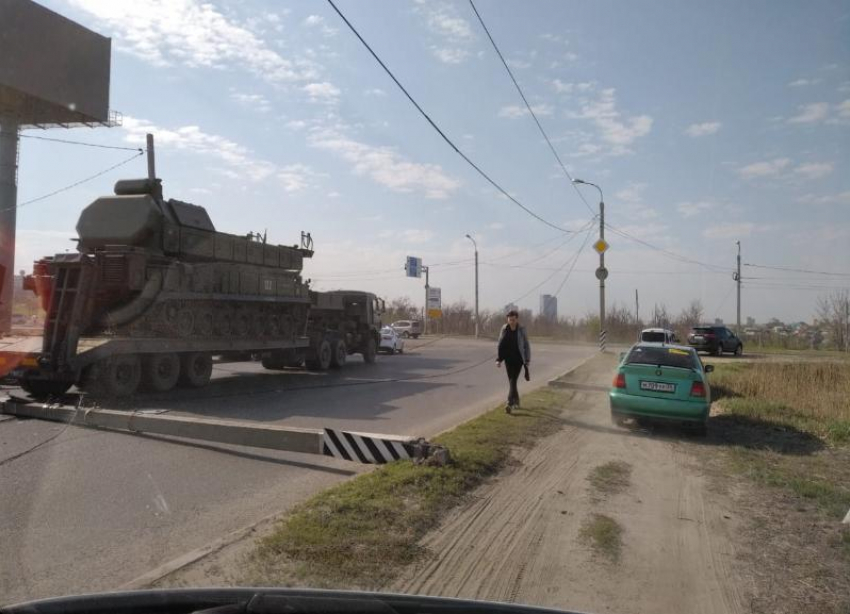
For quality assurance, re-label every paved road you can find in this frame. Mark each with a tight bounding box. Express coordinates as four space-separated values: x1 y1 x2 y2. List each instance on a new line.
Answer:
0 337 595 603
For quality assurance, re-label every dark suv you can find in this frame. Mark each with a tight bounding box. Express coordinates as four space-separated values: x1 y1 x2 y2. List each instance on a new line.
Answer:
687 326 743 356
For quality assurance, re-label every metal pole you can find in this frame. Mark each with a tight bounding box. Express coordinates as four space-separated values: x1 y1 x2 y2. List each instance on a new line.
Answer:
635 288 639 335
424 265 429 336
146 133 156 180
474 248 479 338
0 119 19 335
600 196 605 348
736 241 741 335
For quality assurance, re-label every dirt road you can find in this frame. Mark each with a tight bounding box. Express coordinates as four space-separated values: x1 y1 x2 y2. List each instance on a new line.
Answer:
392 355 749 614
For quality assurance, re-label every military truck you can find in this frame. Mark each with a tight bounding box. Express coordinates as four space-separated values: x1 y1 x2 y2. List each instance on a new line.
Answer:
0 177 384 398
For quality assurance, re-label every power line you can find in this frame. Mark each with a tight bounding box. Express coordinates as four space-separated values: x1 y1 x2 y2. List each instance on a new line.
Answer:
509 223 594 304
605 223 728 272
468 0 596 217
551 226 595 297
325 0 573 234
10 150 145 212
19 133 143 152
743 262 850 278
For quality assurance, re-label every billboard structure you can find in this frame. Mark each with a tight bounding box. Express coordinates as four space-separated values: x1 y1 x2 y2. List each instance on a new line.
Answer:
0 0 114 332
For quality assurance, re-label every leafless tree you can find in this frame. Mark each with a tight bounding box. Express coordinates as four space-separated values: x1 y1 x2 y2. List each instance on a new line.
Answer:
817 289 850 351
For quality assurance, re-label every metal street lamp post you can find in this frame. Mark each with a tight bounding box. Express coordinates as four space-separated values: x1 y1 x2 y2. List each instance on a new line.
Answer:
465 234 479 338
573 178 606 351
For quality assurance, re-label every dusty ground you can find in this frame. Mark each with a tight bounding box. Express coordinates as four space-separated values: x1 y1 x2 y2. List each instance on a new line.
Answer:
391 354 750 614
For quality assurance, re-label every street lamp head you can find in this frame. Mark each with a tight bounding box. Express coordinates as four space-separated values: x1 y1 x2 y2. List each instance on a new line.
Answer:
573 178 586 185
465 233 472 239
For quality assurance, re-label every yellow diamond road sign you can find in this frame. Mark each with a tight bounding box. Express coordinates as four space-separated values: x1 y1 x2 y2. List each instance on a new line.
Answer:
593 239 609 254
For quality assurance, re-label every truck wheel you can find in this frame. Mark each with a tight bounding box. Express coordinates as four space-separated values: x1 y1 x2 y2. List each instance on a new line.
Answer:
87 355 142 398
20 379 72 399
143 353 180 392
261 352 286 370
363 337 377 364
331 339 347 368
306 339 332 371
180 352 213 388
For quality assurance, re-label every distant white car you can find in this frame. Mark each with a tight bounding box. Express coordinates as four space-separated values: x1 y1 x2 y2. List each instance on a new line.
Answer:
379 326 405 354
640 328 679 344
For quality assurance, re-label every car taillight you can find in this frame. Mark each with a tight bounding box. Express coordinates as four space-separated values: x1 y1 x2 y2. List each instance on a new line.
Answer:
690 381 706 397
704 333 716 339
613 373 626 389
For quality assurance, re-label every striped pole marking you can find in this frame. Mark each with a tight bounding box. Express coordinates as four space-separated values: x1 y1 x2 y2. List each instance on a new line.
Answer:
322 428 414 464
599 329 607 352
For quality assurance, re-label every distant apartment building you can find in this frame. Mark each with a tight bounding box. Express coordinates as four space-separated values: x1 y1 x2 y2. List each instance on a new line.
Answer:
539 294 558 321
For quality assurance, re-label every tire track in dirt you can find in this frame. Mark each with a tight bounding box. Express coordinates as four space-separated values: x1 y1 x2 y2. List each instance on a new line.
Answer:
391 357 750 614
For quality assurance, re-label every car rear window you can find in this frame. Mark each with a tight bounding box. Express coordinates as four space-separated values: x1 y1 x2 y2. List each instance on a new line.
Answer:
691 327 714 334
626 346 698 370
641 331 667 342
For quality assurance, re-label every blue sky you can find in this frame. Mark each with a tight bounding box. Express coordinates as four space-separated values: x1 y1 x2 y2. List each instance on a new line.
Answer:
16 0 850 323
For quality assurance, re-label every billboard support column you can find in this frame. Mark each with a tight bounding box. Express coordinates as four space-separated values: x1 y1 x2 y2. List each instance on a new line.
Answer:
0 119 19 334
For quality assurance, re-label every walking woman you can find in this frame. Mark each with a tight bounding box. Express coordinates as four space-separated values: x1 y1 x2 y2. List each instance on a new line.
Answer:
496 310 531 413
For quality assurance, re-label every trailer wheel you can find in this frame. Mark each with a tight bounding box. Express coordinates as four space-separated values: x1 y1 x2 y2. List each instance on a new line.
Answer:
143 353 180 392
363 337 377 364
180 352 213 388
261 352 287 370
330 339 347 369
20 379 72 399
306 339 332 371
86 355 142 398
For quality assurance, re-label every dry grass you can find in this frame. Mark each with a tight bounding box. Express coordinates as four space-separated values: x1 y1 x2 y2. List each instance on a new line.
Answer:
587 461 632 497
711 362 850 444
579 513 623 563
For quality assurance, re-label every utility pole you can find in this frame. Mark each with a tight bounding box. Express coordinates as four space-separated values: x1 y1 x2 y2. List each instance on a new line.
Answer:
635 288 639 334
573 178 607 351
0 120 19 335
423 267 428 336
465 234 479 338
146 133 156 180
735 241 742 335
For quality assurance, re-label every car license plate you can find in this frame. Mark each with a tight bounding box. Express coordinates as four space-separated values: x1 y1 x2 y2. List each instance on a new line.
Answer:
693 336 704 342
640 381 675 393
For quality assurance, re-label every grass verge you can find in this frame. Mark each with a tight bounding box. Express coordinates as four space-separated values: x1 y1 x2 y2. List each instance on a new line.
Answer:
710 361 850 445
579 513 623 563
587 460 632 497
244 385 571 589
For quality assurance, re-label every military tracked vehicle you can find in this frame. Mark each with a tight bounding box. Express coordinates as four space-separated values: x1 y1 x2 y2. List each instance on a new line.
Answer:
1 178 384 398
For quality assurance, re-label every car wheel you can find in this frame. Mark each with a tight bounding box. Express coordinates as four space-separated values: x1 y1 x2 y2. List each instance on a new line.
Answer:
714 343 724 356
734 344 743 357
403 331 410 338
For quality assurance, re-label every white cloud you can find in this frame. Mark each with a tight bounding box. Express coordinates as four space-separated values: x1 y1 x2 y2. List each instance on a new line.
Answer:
788 102 830 123
308 126 460 198
277 163 322 192
838 99 850 118
498 104 553 119
676 201 715 218
614 183 647 203
364 88 387 97
398 229 434 244
68 0 318 83
431 47 470 64
229 91 272 113
703 223 754 239
738 158 791 179
797 191 850 205
788 78 814 87
122 116 280 182
552 79 574 94
286 120 308 130
506 58 532 70
303 81 340 102
685 121 721 137
415 0 475 64
793 162 834 179
488 222 505 230
571 87 653 155
302 14 338 37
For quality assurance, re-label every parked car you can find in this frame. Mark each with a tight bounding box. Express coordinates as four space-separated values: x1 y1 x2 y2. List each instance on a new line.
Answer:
687 325 743 356
640 328 679 344
609 343 714 436
390 320 421 339
379 326 405 354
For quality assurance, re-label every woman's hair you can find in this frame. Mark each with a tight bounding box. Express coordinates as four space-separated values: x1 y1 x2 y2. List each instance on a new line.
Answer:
506 310 519 318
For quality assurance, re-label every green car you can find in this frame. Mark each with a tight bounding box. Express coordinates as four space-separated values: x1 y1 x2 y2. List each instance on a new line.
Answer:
609 343 714 435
